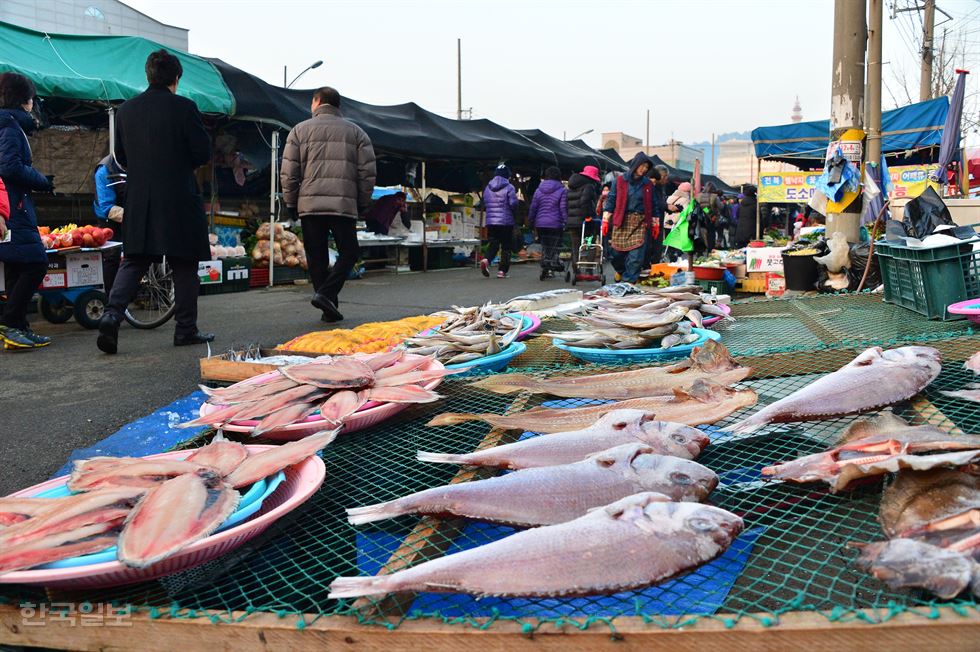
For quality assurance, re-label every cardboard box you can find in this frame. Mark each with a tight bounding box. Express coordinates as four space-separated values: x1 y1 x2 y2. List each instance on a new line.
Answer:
745 246 786 273
66 252 103 287
198 260 223 285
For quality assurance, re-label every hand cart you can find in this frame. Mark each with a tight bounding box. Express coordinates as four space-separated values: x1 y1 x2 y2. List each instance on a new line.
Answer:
566 217 606 286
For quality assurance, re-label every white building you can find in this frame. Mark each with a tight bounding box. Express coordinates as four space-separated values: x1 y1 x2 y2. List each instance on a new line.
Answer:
1 0 188 50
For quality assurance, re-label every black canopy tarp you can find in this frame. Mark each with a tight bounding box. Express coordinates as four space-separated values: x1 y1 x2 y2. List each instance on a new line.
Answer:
645 154 737 195
599 148 628 166
211 58 556 165
515 129 624 174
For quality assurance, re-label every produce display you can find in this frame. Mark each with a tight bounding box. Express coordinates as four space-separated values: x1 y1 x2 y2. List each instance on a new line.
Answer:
185 350 457 436
401 304 524 365
0 432 335 575
279 315 445 355
251 223 307 269
549 285 733 350
38 224 113 250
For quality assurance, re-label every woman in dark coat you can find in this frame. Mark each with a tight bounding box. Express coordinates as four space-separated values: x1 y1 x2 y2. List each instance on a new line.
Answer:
0 72 53 350
98 49 213 354
734 184 758 248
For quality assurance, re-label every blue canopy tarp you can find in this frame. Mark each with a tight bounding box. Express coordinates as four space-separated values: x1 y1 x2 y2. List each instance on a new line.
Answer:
751 97 949 164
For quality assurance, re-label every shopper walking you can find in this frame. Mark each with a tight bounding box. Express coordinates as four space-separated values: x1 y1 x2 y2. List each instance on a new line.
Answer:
97 50 213 354
480 164 518 278
566 165 600 275
92 154 125 293
696 182 724 251
0 72 53 350
734 184 758 248
646 164 670 266
527 166 567 280
602 152 656 283
281 86 376 322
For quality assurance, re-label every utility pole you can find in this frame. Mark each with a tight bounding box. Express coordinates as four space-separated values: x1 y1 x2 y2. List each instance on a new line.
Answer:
826 0 867 243
457 38 462 120
867 0 883 163
711 133 715 175
645 109 650 155
920 0 935 101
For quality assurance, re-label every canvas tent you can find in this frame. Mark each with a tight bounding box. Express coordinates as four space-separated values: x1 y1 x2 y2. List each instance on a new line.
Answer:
751 96 949 165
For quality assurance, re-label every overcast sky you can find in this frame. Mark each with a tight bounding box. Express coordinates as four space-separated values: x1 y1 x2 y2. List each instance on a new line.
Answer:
125 0 979 148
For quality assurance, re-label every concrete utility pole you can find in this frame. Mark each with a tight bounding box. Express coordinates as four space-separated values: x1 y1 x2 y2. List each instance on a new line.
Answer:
920 0 935 101
457 38 462 120
826 0 867 242
867 0 884 163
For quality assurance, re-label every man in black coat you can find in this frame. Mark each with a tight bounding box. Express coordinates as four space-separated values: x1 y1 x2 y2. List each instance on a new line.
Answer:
734 184 758 248
97 50 213 354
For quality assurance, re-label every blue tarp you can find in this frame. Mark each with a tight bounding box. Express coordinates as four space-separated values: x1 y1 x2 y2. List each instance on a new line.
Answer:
751 97 949 163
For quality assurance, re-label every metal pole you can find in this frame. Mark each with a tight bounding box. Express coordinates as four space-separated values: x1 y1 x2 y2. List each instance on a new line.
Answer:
107 106 116 165
962 146 970 197
457 39 462 121
711 133 715 175
645 109 650 155
755 157 762 239
283 65 287 88
268 130 279 287
421 161 428 272
920 0 935 101
867 0 883 163
826 0 867 243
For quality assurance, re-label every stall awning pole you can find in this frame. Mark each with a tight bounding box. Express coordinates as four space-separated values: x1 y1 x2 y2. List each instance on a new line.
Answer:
755 157 762 240
269 130 279 288
107 106 116 164
421 161 428 273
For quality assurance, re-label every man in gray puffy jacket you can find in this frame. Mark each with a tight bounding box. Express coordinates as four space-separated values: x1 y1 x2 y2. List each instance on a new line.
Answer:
281 87 376 322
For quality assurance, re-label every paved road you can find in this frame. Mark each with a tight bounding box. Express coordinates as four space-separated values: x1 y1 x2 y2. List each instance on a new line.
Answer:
0 262 582 495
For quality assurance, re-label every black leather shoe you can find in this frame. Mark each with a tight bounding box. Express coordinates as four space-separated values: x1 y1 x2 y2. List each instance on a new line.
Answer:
97 315 120 354
174 331 216 346
312 293 343 322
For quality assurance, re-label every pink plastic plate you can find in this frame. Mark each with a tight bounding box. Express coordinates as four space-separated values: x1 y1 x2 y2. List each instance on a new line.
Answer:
201 353 446 441
515 313 542 340
702 303 732 327
947 298 980 324
0 447 325 589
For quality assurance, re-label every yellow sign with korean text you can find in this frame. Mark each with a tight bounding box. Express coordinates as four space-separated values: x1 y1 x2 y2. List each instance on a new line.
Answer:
757 164 940 203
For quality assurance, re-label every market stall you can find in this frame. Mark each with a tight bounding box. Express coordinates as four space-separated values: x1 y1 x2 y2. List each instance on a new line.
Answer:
0 291 978 649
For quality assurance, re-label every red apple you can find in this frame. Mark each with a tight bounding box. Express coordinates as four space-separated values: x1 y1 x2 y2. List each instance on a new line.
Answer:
82 233 95 247
72 231 84 246
101 227 114 241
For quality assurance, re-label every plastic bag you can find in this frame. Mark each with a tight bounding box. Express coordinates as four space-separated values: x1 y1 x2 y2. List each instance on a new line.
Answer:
815 149 861 202
664 201 695 252
902 186 954 239
846 242 881 290
813 231 850 272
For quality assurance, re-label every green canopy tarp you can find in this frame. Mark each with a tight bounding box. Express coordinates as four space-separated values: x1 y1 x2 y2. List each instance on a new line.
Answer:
0 21 233 114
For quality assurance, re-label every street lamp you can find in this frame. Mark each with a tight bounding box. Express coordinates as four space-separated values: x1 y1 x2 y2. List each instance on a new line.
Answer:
284 60 324 88
565 128 594 142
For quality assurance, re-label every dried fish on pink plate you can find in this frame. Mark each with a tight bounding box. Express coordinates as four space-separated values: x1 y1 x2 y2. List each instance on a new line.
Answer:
329 492 743 598
279 357 376 389
0 522 122 575
225 428 340 489
419 410 709 469
117 470 239 569
350 443 717 527
725 346 942 435
761 414 980 492
183 433 248 476
0 488 145 548
67 458 209 492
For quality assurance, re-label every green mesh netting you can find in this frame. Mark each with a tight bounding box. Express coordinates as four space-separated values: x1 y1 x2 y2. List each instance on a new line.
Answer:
2 293 978 633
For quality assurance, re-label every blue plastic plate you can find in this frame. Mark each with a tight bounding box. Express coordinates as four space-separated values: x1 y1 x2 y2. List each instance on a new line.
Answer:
553 328 721 364
444 341 527 375
34 470 286 569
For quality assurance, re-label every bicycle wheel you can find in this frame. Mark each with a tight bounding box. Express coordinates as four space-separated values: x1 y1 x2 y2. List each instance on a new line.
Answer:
124 258 176 329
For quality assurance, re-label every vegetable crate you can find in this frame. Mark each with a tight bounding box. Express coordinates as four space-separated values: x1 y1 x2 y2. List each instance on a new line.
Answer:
875 238 980 320
249 264 309 288
200 257 251 296
695 278 727 295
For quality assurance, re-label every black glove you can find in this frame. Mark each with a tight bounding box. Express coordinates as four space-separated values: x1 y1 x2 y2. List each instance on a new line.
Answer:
287 206 299 222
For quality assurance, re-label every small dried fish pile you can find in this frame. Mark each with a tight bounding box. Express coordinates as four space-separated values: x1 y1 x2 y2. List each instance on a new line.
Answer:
349 443 718 527
549 286 732 350
400 304 524 365
0 430 338 574
761 414 980 492
470 340 751 400
428 379 757 432
852 467 980 599
183 350 454 435
725 346 942 435
330 492 743 598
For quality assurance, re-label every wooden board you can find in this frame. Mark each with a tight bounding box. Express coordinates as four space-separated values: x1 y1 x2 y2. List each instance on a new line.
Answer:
1 605 977 652
199 349 315 384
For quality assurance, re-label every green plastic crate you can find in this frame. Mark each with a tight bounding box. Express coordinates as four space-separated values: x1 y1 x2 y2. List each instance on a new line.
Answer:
874 239 980 320
695 278 727 295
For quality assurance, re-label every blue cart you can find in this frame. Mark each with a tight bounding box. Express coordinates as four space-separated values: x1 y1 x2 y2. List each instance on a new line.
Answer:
33 243 121 330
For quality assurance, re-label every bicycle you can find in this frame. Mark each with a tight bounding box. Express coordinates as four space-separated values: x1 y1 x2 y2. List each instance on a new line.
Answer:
124 256 175 329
